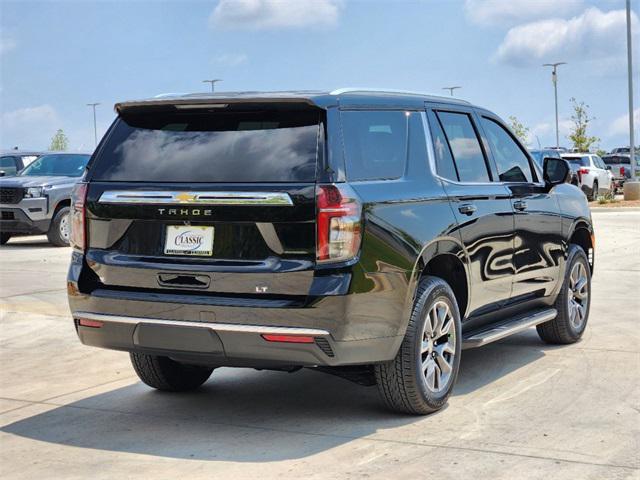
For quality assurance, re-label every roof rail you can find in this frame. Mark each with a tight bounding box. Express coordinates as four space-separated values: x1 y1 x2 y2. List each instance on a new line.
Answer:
154 92 187 98
329 87 469 103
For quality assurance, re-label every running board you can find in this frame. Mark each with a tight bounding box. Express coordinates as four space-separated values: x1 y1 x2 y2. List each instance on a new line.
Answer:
462 308 557 349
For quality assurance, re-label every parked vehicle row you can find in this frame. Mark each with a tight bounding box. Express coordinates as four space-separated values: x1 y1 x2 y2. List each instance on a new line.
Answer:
0 150 43 177
601 154 640 193
0 153 91 246
67 89 593 415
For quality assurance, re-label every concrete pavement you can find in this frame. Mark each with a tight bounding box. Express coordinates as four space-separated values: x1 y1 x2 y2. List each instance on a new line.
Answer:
0 212 638 479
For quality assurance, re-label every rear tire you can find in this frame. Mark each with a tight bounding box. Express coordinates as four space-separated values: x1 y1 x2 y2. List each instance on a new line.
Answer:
537 245 591 344
0 233 10 245
47 206 71 247
130 353 214 391
588 181 598 201
375 276 461 415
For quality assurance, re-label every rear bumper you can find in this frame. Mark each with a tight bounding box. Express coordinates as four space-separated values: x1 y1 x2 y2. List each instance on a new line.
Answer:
67 253 407 367
71 311 400 367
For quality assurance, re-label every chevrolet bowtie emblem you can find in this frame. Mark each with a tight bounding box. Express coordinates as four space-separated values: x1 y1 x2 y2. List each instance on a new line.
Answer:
175 192 197 203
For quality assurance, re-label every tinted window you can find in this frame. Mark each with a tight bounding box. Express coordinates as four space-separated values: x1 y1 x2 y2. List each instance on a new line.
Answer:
481 117 533 183
428 111 458 180
91 110 320 183
341 110 408 181
436 111 490 183
564 156 589 167
0 156 17 168
603 156 630 165
19 154 90 177
593 156 606 169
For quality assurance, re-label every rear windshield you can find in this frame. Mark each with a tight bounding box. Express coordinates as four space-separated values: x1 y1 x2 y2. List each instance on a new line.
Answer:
563 156 589 167
90 109 320 182
602 156 630 165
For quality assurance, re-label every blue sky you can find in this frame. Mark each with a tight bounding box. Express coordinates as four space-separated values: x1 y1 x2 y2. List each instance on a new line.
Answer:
1 0 638 152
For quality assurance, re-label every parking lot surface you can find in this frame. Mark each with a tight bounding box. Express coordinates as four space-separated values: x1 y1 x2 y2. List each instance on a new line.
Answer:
0 211 638 480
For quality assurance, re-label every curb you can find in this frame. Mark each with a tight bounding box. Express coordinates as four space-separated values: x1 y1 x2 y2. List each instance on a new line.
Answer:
590 207 640 212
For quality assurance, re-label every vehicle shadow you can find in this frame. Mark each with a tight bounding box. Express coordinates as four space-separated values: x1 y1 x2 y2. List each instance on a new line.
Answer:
1 330 560 462
0 236 57 250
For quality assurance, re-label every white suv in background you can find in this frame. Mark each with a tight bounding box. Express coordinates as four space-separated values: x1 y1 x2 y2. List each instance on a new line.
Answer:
562 153 613 201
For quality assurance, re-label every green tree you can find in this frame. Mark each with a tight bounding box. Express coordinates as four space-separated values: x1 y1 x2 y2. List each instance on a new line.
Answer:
567 98 599 152
508 116 530 145
49 129 68 151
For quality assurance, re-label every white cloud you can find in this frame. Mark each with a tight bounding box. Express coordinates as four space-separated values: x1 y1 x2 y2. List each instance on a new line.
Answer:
528 120 574 147
212 53 248 67
465 0 584 27
210 0 342 30
0 36 16 55
0 105 60 150
494 7 638 67
608 109 640 137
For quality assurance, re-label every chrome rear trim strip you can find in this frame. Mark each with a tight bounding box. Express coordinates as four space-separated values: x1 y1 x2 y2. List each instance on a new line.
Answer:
73 311 330 336
98 190 294 206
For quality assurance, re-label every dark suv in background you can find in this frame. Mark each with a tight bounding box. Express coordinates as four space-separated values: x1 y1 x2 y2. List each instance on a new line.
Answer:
68 89 593 414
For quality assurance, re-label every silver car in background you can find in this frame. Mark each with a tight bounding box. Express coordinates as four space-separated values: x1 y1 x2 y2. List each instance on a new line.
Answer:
0 153 91 246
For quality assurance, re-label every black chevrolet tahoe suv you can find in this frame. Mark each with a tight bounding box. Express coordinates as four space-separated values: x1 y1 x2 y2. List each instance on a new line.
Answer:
68 89 594 414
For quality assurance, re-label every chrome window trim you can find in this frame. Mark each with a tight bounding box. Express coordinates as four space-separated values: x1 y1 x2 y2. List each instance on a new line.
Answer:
98 190 294 206
73 311 330 336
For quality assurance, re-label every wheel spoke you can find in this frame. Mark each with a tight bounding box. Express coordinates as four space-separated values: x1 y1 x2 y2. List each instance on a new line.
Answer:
574 277 588 298
432 305 443 338
421 338 430 354
433 363 442 390
435 352 452 375
435 341 455 356
424 359 436 390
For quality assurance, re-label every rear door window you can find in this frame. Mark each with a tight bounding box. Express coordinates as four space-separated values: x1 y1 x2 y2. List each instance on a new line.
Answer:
480 117 534 183
435 111 491 183
427 111 458 181
341 110 408 181
90 110 320 183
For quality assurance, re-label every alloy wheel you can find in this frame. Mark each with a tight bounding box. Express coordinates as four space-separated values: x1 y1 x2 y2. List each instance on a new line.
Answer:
567 262 589 330
421 300 456 393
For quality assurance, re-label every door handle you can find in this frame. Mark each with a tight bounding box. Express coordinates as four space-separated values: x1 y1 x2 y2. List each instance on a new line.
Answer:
458 203 477 215
514 200 528 211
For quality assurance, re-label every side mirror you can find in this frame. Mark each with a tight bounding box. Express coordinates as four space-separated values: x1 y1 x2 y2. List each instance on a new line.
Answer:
605 165 612 170
543 157 570 187
0 170 5 177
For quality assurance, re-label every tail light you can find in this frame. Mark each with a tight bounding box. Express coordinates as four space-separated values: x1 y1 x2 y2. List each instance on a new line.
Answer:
620 166 625 176
70 182 88 251
579 168 589 175
316 184 362 263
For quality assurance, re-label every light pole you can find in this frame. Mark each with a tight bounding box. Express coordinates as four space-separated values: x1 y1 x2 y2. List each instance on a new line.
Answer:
202 79 223 92
86 103 100 147
442 86 462 97
626 0 636 179
542 62 567 149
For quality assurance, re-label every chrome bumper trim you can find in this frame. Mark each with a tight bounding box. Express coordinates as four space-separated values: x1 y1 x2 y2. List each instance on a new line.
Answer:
73 311 330 336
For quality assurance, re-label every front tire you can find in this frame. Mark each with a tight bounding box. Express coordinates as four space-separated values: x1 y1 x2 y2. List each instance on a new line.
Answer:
130 353 214 391
375 276 461 415
47 206 71 247
537 245 591 344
